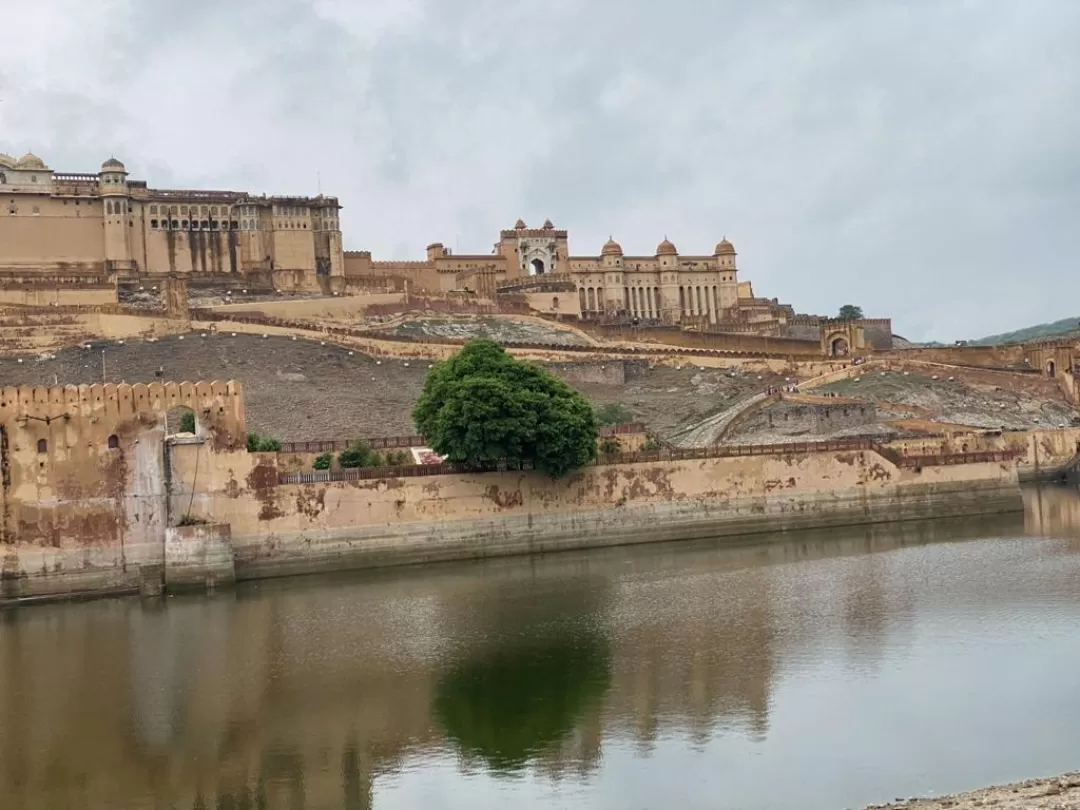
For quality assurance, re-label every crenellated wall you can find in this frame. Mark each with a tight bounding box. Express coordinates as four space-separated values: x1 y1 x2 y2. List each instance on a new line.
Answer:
0 381 245 601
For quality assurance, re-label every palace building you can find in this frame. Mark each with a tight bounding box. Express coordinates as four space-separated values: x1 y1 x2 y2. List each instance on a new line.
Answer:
0 152 343 283
345 218 798 330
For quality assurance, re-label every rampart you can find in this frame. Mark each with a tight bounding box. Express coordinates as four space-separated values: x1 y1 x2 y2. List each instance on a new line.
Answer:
0 377 1026 605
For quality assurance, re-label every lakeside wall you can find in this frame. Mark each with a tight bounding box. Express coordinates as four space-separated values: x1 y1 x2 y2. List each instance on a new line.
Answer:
0 381 1029 605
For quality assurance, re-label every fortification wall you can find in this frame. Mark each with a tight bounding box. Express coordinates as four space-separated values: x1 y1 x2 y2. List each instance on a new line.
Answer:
147 439 1020 586
893 344 1029 368
0 310 185 353
0 381 245 601
731 400 878 439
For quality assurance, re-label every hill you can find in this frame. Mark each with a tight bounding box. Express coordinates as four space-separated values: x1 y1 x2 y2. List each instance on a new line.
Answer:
970 316 1080 346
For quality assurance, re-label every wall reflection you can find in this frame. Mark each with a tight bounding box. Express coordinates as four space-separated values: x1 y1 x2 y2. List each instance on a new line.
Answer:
0 497 1065 810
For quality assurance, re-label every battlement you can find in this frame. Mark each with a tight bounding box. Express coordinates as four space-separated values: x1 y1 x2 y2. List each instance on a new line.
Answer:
0 380 245 444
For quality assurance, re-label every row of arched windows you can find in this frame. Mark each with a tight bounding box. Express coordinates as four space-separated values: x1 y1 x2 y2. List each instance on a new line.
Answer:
150 219 241 231
576 284 724 320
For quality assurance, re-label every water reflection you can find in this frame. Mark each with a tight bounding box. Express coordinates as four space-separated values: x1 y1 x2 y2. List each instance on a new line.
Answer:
2 487 1080 809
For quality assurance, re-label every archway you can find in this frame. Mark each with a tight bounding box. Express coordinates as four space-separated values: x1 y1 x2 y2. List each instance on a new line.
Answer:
1047 360 1057 378
529 258 545 276
169 406 197 436
829 336 850 357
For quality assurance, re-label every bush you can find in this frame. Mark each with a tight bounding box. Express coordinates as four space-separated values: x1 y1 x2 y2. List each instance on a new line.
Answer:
178 411 196 434
599 437 621 454
384 450 411 466
594 403 633 426
339 440 378 469
640 437 663 452
413 340 598 478
246 432 282 453
312 452 332 470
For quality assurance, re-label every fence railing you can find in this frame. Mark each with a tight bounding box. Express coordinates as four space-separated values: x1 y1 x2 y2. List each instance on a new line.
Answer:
277 425 646 455
275 439 1027 485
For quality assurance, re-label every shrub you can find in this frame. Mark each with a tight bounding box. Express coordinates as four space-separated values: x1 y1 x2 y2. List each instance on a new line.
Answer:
599 437 621 454
594 402 633 426
178 411 196 434
312 452 332 470
246 432 282 453
640 437 663 452
339 440 378 469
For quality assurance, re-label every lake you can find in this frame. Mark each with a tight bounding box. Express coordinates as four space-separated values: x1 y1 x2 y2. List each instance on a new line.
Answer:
2 485 1080 809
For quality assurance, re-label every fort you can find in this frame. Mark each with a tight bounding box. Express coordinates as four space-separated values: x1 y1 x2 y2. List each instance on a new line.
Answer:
5 149 1080 607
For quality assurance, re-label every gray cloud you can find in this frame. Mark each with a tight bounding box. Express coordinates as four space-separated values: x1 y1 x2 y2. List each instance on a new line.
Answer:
2 0 1078 341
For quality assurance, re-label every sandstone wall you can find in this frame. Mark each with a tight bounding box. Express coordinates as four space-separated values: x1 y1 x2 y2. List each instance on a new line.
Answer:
173 445 1022 582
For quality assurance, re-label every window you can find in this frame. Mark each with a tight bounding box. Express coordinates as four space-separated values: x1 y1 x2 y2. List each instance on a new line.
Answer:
150 205 158 215
0 172 5 183
151 219 158 229
107 435 119 449
37 438 47 454
211 206 218 215
201 220 208 229
32 206 39 215
31 175 37 183
201 205 209 215
181 206 189 215
181 219 188 228
171 219 178 229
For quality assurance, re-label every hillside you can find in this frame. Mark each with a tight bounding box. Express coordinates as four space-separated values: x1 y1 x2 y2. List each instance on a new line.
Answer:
970 316 1080 346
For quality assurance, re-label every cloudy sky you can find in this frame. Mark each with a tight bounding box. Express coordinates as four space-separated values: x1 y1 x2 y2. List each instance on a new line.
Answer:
2 0 1077 341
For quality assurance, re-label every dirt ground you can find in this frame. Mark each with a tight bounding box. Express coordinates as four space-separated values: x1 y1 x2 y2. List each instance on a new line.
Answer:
866 772 1080 809
3 333 1074 443
819 371 1078 430
372 316 592 346
0 335 783 441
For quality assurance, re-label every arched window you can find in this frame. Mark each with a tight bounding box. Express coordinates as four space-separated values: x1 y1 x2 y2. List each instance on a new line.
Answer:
37 438 47 454
106 200 113 214
150 219 158 229
107 435 119 449
0 172 6 184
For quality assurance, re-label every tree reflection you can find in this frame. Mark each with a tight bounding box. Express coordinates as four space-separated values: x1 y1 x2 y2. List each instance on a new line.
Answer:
434 626 610 773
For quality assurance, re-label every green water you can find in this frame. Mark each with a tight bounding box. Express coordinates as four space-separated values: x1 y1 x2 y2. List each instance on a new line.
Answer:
2 485 1080 809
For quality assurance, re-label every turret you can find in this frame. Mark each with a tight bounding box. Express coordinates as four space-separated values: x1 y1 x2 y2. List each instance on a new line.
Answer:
99 157 132 268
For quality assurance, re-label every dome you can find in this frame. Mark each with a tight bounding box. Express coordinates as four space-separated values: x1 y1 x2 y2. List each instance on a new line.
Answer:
601 237 623 257
101 156 126 171
714 238 736 256
0 153 15 169
541 218 554 229
656 237 678 256
514 218 527 229
16 152 46 170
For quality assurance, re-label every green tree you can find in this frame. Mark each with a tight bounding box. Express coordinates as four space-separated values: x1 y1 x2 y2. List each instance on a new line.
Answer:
413 340 598 477
178 410 196 434
838 304 864 320
312 452 332 470
594 402 633 426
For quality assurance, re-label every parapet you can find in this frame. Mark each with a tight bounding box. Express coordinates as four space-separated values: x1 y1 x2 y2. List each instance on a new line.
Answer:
0 380 246 440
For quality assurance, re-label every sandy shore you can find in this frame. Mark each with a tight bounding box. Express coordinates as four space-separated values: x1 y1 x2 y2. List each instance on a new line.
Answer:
866 773 1080 809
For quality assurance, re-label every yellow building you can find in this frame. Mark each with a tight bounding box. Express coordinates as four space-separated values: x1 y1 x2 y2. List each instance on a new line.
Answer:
0 152 343 286
346 218 795 327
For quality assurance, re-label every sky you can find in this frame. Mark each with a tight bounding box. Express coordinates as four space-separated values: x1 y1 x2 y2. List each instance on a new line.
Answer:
1 0 1078 342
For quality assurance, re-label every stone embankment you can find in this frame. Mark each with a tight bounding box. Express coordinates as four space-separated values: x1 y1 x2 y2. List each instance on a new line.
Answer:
865 772 1080 809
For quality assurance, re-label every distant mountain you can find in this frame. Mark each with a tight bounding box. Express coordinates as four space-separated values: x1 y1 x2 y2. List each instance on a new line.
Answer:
969 317 1080 346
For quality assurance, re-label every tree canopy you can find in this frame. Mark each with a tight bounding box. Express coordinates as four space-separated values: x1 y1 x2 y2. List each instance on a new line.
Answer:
838 304 864 320
413 339 599 477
